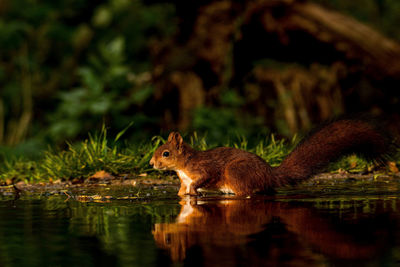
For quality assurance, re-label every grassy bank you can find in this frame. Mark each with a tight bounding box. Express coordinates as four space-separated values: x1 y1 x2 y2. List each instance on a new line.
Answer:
0 127 396 184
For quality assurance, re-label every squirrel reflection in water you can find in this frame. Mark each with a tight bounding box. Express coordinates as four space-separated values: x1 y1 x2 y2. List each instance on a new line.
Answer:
153 197 391 264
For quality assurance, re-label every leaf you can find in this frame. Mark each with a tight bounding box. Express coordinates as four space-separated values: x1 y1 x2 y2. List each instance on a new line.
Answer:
115 122 134 142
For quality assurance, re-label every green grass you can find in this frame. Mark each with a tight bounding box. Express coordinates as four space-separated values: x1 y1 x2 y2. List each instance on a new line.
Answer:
0 125 162 183
0 128 396 183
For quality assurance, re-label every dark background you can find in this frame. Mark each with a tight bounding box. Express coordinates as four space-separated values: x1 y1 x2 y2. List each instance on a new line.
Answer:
1 0 400 156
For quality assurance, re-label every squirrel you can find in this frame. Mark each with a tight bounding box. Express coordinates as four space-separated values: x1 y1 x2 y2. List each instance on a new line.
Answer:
149 119 390 196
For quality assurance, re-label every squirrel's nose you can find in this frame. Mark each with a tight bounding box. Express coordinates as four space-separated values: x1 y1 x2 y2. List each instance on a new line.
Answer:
149 157 155 167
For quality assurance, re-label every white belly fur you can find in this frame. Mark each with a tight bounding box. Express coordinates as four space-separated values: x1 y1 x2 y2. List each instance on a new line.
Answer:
176 170 234 195
177 170 193 194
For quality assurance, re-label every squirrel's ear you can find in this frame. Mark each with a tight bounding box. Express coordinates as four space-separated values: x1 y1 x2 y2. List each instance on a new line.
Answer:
176 134 183 153
168 132 183 152
167 132 177 142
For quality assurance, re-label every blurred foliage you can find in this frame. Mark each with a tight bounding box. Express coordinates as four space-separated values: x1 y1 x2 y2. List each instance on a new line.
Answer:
1 0 400 172
0 0 176 149
191 90 270 143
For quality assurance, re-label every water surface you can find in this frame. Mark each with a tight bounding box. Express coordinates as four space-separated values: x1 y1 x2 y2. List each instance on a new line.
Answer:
1 180 400 266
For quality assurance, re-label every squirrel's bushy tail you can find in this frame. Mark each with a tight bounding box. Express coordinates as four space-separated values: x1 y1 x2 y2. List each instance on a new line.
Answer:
272 119 390 186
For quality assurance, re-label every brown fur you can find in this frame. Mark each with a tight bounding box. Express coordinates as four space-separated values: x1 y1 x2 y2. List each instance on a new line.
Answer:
149 120 389 196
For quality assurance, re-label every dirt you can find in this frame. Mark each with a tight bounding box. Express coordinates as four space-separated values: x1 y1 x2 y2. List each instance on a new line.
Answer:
0 171 399 200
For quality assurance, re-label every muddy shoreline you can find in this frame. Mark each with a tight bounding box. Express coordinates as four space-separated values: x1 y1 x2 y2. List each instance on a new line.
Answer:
1 171 399 200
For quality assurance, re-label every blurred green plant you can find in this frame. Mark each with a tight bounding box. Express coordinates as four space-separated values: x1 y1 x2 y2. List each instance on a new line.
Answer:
191 90 270 144
0 0 176 147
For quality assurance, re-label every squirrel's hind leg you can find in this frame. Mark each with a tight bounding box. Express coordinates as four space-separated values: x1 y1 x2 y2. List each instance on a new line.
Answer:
224 159 268 196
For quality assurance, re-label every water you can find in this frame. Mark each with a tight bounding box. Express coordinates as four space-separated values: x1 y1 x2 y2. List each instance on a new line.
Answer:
1 181 400 266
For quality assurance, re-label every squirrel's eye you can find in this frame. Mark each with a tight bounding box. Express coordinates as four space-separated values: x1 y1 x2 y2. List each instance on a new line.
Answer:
162 151 170 157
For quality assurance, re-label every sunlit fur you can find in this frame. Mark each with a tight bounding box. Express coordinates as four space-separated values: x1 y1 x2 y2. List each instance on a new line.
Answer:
150 120 389 196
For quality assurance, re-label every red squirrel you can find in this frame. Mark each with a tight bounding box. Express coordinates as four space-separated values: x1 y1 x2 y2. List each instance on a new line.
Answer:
149 119 389 196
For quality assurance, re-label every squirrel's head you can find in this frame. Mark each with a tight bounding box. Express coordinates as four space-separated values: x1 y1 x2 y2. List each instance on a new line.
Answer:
150 132 185 171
